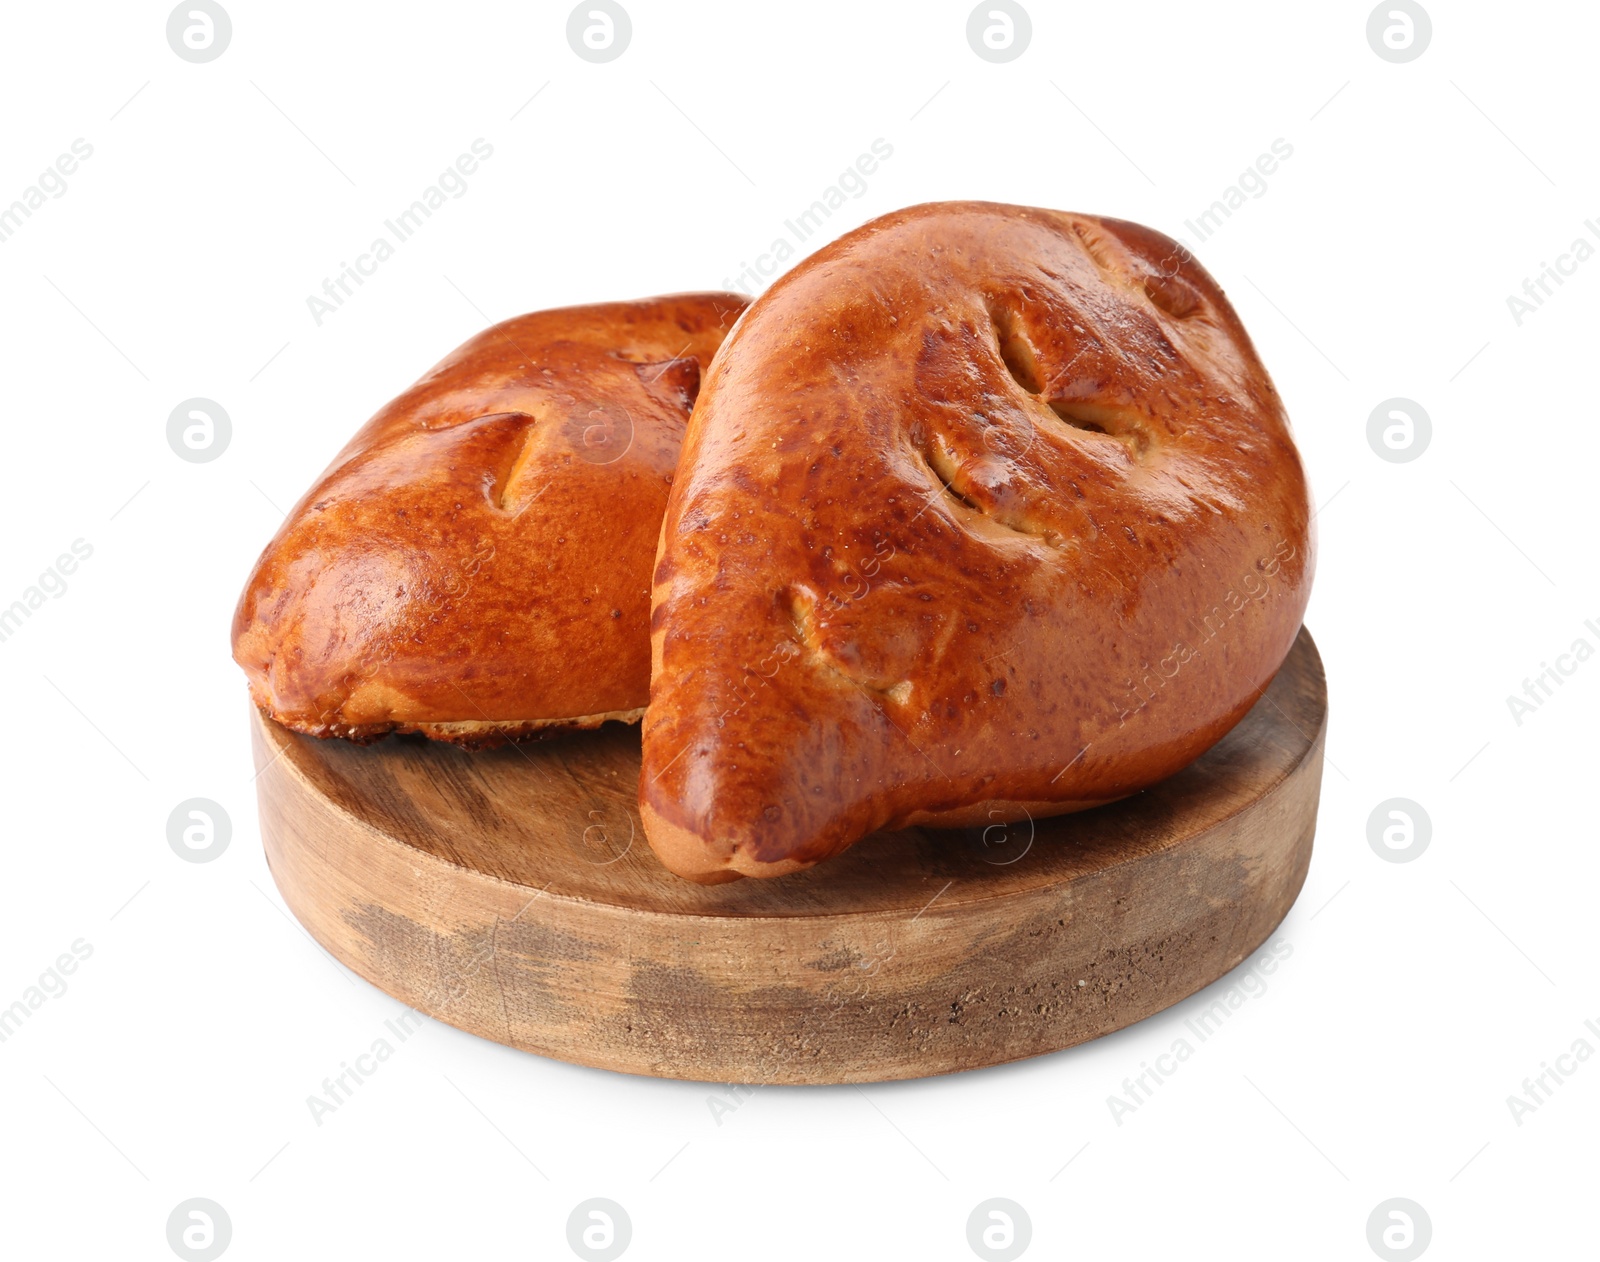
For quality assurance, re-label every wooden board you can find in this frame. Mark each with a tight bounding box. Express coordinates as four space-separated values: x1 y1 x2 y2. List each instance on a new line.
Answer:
253 628 1327 1084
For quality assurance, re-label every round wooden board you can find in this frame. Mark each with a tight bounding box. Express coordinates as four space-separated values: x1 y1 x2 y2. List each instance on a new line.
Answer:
253 628 1327 1084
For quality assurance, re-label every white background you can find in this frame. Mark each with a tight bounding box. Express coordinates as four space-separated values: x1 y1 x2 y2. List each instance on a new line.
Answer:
1 1 1594 1258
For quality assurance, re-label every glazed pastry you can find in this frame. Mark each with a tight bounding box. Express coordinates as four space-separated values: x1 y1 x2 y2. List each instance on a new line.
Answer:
233 293 747 745
640 204 1313 880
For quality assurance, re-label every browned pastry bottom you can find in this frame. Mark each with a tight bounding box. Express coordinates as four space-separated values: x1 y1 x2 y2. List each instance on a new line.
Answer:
264 704 647 750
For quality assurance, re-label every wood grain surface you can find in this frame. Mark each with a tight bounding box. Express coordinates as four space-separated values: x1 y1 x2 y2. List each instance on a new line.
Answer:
253 628 1327 1084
